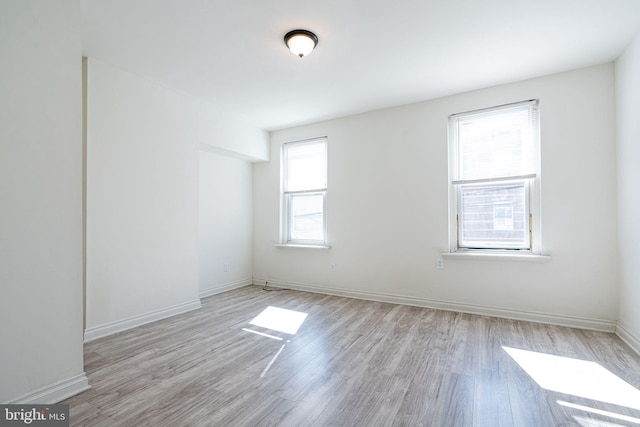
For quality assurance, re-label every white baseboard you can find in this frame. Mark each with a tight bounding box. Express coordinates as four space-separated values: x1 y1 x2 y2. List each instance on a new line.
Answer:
199 278 253 299
616 322 640 356
9 373 90 404
84 299 202 342
253 278 617 333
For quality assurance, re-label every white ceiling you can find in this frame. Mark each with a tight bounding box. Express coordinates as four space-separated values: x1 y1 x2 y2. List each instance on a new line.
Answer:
82 0 640 131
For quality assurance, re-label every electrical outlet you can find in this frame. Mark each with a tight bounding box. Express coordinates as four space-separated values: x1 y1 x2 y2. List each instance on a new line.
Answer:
436 259 444 270
223 262 229 272
329 263 336 272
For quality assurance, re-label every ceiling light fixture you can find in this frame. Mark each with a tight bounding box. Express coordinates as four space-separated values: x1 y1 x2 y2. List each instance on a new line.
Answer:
284 29 318 58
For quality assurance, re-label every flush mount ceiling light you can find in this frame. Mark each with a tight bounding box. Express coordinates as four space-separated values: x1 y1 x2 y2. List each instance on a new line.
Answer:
284 29 318 58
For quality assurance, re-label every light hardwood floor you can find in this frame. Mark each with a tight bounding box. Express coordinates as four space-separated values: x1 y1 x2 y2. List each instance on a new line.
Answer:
64 285 640 426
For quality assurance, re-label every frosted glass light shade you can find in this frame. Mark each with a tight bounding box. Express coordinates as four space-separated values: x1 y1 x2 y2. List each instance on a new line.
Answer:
284 30 318 58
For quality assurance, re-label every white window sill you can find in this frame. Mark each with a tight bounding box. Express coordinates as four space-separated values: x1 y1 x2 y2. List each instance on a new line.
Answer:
442 251 551 263
274 243 332 249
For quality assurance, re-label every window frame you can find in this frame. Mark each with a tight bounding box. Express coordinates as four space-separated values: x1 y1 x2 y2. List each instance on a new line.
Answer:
448 100 541 254
280 137 328 247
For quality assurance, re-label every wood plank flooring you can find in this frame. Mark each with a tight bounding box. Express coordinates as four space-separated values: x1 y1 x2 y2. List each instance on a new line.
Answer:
63 285 640 426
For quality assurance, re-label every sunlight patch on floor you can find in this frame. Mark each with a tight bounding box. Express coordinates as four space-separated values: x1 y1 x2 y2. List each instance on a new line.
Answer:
558 401 640 425
573 415 632 427
503 346 640 411
241 328 283 340
250 306 308 335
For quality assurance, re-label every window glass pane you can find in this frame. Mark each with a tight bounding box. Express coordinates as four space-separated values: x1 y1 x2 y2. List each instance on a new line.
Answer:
458 108 534 180
289 193 324 242
286 141 327 191
459 181 528 249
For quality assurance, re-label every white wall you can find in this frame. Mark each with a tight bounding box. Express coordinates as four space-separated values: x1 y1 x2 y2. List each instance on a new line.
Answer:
199 150 253 297
0 0 88 403
84 58 266 339
615 32 640 351
254 64 619 330
85 57 200 335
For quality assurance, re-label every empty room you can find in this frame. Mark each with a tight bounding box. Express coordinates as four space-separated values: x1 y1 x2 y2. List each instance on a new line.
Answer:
2 0 640 426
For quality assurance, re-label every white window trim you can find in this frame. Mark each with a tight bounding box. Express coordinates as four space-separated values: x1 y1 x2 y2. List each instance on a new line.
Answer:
447 100 544 256
273 243 332 249
442 251 550 262
283 190 327 245
279 137 328 247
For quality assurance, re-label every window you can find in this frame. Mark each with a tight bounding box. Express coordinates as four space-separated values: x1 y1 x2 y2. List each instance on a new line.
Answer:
449 100 540 252
281 137 327 246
